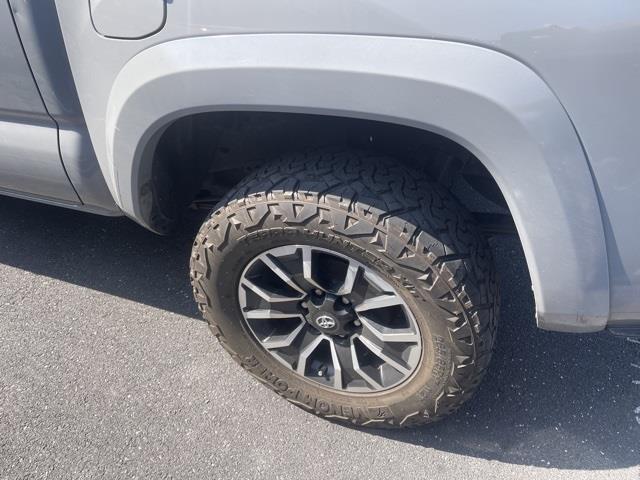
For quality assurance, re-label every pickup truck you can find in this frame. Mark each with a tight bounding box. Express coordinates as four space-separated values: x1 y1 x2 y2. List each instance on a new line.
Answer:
2 0 638 428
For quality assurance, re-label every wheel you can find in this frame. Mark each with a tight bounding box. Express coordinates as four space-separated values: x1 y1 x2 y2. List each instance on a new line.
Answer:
190 149 498 428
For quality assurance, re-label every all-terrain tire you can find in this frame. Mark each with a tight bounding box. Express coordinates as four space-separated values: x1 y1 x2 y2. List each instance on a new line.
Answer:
190 148 498 428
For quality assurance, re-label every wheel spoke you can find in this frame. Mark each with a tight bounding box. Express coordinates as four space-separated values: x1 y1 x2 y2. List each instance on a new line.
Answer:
302 247 325 291
359 315 420 343
241 278 304 303
244 309 303 320
349 338 384 390
327 339 343 390
332 340 356 375
354 294 403 313
336 262 361 296
356 334 411 376
295 335 326 375
261 321 306 350
258 253 306 295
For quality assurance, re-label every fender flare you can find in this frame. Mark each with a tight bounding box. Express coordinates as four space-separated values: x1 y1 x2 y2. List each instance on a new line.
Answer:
106 33 609 332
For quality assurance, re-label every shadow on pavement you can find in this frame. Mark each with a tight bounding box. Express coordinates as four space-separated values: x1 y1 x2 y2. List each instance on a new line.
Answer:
0 195 638 470
0 196 205 320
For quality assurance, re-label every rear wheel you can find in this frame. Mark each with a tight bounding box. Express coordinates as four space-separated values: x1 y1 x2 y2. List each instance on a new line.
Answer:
190 149 498 427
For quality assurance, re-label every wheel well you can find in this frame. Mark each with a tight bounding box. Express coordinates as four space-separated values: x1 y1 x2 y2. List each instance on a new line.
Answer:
148 111 513 234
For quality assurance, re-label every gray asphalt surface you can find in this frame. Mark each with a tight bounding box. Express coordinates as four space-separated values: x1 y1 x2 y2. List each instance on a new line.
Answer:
0 195 638 479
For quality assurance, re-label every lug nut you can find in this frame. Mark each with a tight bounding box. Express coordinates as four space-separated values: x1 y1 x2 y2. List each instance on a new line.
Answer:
353 319 361 327
300 301 308 309
315 289 323 296
341 297 350 305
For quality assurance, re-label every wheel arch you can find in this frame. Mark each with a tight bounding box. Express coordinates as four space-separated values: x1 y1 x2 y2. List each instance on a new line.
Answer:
105 33 609 332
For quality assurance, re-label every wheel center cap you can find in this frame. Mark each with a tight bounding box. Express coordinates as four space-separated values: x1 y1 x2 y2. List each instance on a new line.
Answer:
315 314 337 330
304 293 354 335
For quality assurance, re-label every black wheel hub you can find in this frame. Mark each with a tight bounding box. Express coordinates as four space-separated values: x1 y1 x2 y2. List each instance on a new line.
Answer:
303 292 356 337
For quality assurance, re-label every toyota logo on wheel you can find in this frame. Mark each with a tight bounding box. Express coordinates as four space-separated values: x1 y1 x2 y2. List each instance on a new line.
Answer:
315 315 336 329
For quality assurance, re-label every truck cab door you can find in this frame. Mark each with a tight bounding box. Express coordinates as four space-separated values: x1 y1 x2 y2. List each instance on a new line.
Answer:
0 3 79 204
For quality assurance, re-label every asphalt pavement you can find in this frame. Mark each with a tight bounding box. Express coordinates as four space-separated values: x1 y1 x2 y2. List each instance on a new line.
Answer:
0 195 638 479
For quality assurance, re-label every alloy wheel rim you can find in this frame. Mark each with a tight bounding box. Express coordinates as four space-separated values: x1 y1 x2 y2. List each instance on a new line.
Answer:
238 245 422 393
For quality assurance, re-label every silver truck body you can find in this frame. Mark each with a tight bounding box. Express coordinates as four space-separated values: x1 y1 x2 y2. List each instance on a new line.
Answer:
2 1 639 333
